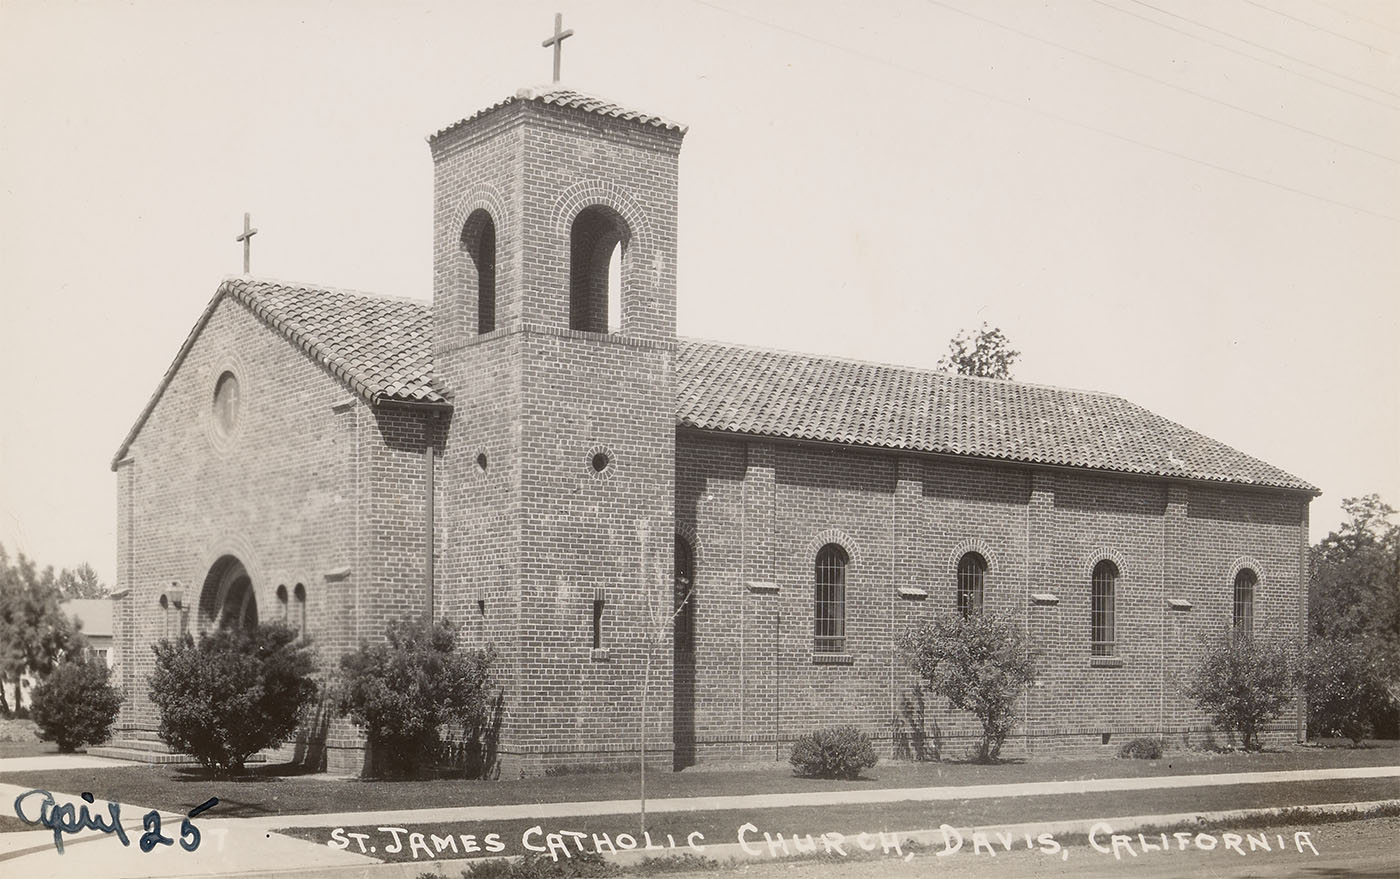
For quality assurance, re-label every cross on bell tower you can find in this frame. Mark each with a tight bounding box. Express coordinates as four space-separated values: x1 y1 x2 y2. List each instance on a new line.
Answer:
541 13 573 84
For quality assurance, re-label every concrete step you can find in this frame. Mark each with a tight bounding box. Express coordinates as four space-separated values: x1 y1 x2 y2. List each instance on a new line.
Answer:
100 737 177 753
87 744 267 766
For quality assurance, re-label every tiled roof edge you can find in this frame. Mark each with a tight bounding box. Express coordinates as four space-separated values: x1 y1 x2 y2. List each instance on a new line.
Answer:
674 337 1320 495
676 336 1130 401
428 85 688 144
109 276 445 470
222 277 448 406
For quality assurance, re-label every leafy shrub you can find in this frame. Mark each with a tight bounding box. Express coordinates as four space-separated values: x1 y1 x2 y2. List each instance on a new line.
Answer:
338 617 496 778
1301 635 1393 745
1117 737 1164 760
149 622 317 774
789 725 878 779
899 611 1036 762
1185 630 1293 751
31 656 122 752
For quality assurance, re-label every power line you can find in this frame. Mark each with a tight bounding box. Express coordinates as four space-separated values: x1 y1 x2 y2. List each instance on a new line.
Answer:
1093 0 1400 111
1306 0 1400 38
1116 0 1400 103
683 0 1399 224
1236 0 1397 57
923 0 1397 165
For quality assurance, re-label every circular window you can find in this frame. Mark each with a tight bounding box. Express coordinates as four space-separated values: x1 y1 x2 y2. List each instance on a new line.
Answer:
212 371 241 436
586 445 616 480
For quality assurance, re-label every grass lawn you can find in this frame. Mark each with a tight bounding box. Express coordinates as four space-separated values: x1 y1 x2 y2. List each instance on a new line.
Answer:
0 740 58 759
274 776 1400 863
0 815 37 833
0 743 1395 822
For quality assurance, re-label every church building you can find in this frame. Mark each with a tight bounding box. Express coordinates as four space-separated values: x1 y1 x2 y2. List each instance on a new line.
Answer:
107 86 1317 775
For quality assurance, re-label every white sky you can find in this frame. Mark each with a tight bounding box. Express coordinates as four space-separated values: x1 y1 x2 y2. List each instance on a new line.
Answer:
1 0 1397 587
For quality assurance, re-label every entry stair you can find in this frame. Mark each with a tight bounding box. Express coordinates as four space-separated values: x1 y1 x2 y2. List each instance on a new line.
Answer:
88 730 266 766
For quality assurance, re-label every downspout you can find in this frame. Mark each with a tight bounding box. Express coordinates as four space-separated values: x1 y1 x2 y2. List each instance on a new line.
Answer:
425 438 435 624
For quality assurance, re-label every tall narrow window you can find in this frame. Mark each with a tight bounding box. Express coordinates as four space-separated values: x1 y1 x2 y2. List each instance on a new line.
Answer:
1091 560 1118 657
1233 569 1255 634
956 552 987 616
569 205 629 333
592 598 605 649
674 536 695 651
275 584 289 623
462 210 497 335
814 544 848 654
293 583 307 633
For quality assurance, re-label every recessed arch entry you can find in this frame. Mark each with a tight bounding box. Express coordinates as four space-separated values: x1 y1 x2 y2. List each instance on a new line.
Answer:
198 554 258 631
569 204 630 334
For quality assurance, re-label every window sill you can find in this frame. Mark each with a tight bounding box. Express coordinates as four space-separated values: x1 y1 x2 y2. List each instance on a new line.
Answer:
812 653 854 665
590 648 611 662
1089 656 1123 668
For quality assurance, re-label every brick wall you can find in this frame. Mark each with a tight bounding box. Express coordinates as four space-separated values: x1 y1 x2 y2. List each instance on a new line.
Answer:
430 96 682 774
675 428 1309 763
114 292 432 771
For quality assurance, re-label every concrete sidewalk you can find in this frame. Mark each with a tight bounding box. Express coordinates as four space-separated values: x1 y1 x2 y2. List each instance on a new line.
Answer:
0 753 139 772
210 764 1400 832
1 763 1397 879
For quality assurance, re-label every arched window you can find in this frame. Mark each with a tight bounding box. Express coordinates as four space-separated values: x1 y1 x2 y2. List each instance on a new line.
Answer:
1091 560 1118 657
814 544 848 654
674 536 695 652
293 582 307 633
462 210 497 335
569 205 629 334
956 552 987 616
158 593 172 641
275 584 289 623
1233 569 1255 634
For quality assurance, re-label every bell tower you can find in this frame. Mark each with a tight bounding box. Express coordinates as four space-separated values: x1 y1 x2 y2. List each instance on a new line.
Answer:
428 87 686 773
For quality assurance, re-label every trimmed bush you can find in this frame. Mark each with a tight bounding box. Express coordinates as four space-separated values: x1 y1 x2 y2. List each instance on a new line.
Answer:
149 622 317 774
31 657 122 752
789 725 878 779
1185 630 1293 751
337 617 496 778
899 611 1036 762
1117 737 1164 760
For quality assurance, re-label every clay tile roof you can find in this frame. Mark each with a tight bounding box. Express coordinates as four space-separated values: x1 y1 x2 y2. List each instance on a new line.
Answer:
429 86 688 143
114 278 1316 495
111 277 444 469
675 338 1317 494
225 277 443 405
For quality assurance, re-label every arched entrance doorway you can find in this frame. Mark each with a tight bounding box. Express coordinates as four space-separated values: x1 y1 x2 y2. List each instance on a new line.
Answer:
199 555 258 630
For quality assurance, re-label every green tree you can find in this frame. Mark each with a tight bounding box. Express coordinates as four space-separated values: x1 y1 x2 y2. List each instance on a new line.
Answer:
149 622 318 774
937 322 1021 380
336 617 496 778
0 544 82 713
56 563 108 600
32 656 123 752
1309 495 1399 734
899 611 1036 762
1185 630 1294 751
